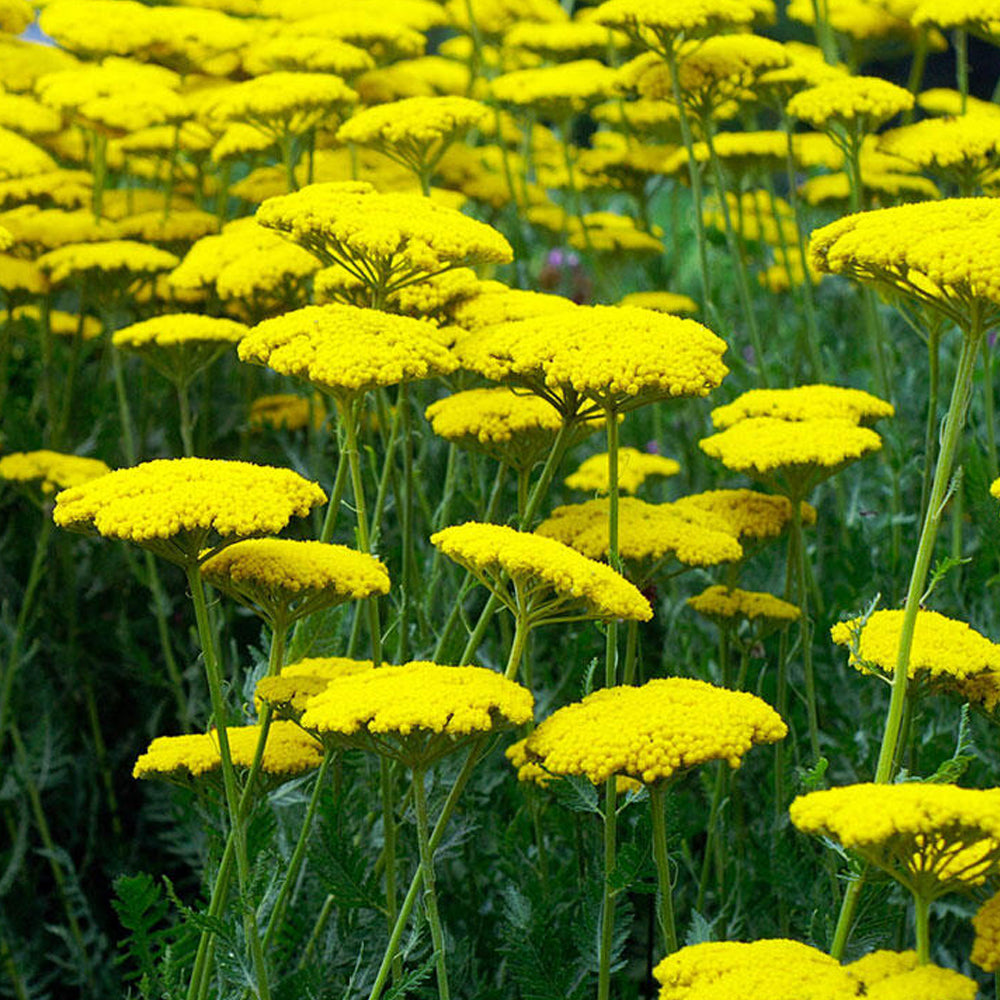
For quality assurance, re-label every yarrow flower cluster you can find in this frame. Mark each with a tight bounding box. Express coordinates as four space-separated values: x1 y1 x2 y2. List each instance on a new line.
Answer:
0 450 110 494
565 447 680 494
688 585 801 625
52 457 326 565
200 539 390 627
710 384 894 429
672 488 817 540
431 521 653 622
523 677 786 785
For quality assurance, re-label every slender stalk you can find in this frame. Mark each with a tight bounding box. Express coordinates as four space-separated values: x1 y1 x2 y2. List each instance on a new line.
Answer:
504 613 531 682
983 336 999 480
112 349 139 466
622 619 639 686
319 446 349 545
298 894 335 969
649 785 678 956
397 383 414 662
597 775 618 1000
185 565 271 1000
913 894 931 964
412 767 450 1000
381 755 400 985
955 29 969 115
177 378 195 456
696 762 728 911
791 497 820 762
368 739 484 1000
700 122 770 386
665 48 712 309
920 324 942 523
262 748 335 953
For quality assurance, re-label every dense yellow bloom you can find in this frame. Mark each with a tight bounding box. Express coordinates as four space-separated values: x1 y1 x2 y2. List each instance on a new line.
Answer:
201 538 389 625
565 447 680 494
570 213 664 254
809 199 1000 325
0 450 110 494
655 940 855 1000
0 92 62 137
0 38 79 95
256 181 513 283
241 35 374 77
337 96 491 178
53 457 326 565
255 674 332 717
688 585 800 625
502 20 630 60
788 0 936 41
672 489 816 540
455 304 728 415
536 497 743 573
276 10 425 62
9 306 99 339
593 0 757 47
863 964 976 1000
210 122 276 163
0 128 57 180
451 285 578 330
249 394 325 432
0 0 32 34
0 170 92 211
355 56 474 105
203 72 357 140
168 219 318 313
524 677 785 785
918 88 1000 119
879 116 1000 189
133 721 322 779
787 76 914 132
0 206 120 250
283 656 375 680
425 386 574 471
490 61 622 117
36 240 179 287
790 783 1000 897
112 313 245 383
913 0 1000 30
699 417 882 486
116 211 219 246
800 170 939 207
0 254 46 294
300 662 533 765
711 385 894 429
831 608 1000 683
617 291 697 313
446 0 568 38
972 891 1000 971
431 521 653 622
0 224 10 251
238 304 458 399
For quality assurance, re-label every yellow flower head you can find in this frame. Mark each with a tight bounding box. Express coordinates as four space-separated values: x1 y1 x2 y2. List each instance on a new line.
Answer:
36 240 178 288
0 128 58 181
654 939 855 1000
593 0 757 51
425 386 582 472
506 736 643 793
565 447 680 494
912 0 1000 31
337 95 491 181
790 782 1000 898
0 92 63 137
0 170 92 212
699 417 882 495
241 35 375 77
300 662 534 767
617 291 698 314
0 254 46 294
502 20 632 61
133 721 323 779
256 180 512 288
238 304 458 400
112 313 246 384
450 284 578 331
455 304 728 416
446 0 568 39
809 198 1000 328
0 38 79 95
431 521 653 623
879 116 1000 189
688 585 800 626
169 218 319 315
786 76 914 133
672 488 816 541
524 677 785 785
0 206 120 250
0 0 33 34
491 60 622 118
918 88 1000 119
0 450 110 495
249 394 325 433
536 497 742 579
203 72 357 140
115 211 219 247
711 384 894 429
255 674 333 718
10 305 100 340
52 457 326 566
973 891 1000 972
201 538 390 626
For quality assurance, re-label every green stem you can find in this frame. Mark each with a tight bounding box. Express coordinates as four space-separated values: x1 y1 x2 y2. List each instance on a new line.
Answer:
381 755 401 984
791 499 820 762
983 335 998 481
298 894 335 970
665 48 712 309
185 565 271 1000
261 748 334 954
504 613 531 682
112 348 138 466
920 324 942 523
145 551 188 728
177 378 195 456
700 121 770 386
955 29 969 115
317 445 349 545
696 763 727 912
397 383 414 662
622 619 639 686
597 776 618 1000
913 893 931 964
649 785 678 956
368 740 483 1000
412 767 450 1000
